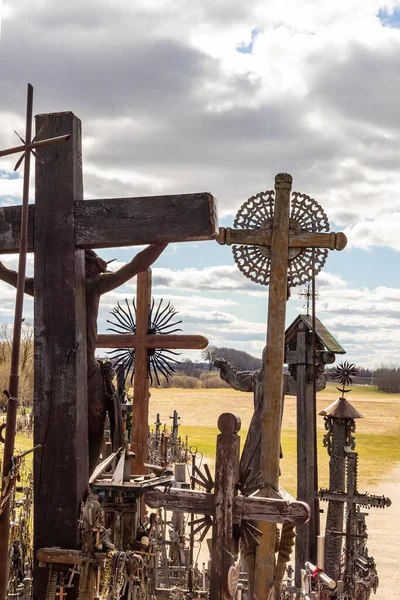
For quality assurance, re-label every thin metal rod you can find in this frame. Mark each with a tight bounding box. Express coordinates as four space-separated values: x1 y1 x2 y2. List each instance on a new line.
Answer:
0 83 34 600
0 134 70 157
188 451 196 594
311 250 320 556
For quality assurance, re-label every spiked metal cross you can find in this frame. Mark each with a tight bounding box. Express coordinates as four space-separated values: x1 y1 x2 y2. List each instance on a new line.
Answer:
0 83 70 600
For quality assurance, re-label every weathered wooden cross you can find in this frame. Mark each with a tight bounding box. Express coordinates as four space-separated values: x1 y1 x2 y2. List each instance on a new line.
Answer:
0 110 217 599
217 175 347 595
145 412 310 600
96 268 208 474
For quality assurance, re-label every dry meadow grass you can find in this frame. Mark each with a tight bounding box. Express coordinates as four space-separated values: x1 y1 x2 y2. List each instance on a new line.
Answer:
149 383 400 493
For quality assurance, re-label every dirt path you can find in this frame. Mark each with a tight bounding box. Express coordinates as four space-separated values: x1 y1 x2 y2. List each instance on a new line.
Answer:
363 465 400 600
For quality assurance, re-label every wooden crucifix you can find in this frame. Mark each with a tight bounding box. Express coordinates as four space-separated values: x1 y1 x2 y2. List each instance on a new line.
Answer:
96 268 208 474
145 412 310 600
0 110 217 600
217 175 347 595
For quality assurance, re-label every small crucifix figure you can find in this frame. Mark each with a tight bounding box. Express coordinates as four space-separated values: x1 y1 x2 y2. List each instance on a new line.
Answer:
298 283 319 316
96 269 208 474
55 586 68 600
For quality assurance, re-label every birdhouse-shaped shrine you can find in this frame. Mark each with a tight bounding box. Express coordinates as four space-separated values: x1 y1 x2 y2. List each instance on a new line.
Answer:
284 314 346 586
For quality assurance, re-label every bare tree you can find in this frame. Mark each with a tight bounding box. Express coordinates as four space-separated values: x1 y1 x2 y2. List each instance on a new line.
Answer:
202 345 218 371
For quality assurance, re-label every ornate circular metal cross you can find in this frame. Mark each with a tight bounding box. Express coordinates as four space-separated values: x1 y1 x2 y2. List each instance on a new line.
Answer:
232 190 330 287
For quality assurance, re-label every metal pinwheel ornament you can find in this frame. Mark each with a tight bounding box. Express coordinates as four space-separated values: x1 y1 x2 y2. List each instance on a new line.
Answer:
106 298 183 385
333 361 358 397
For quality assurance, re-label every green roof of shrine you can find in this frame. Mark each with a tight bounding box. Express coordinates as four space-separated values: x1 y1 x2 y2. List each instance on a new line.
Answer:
285 314 346 354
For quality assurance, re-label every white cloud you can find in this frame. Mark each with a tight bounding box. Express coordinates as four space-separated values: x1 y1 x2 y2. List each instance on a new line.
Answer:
1 0 400 367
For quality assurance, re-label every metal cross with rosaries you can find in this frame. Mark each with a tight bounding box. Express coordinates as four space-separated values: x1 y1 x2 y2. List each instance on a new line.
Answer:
96 268 208 474
217 173 347 596
145 412 310 600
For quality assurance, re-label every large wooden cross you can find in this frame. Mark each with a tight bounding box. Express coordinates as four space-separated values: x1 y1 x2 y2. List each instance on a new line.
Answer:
0 111 217 600
145 412 310 600
217 174 347 595
96 268 208 474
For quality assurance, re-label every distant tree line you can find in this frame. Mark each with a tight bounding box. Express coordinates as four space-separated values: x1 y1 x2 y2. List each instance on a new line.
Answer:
373 366 400 393
201 345 262 372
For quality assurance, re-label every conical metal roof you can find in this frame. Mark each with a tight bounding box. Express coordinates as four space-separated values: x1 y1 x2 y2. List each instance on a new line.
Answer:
319 397 363 419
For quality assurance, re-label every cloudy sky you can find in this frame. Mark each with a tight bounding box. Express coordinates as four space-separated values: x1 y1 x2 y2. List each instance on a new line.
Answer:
0 0 400 368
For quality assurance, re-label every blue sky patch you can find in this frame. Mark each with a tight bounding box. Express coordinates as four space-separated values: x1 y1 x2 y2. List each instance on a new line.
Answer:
377 6 400 28
236 28 260 54
0 170 20 180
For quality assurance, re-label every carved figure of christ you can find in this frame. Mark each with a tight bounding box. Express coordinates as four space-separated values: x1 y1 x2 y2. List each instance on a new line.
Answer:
0 244 168 473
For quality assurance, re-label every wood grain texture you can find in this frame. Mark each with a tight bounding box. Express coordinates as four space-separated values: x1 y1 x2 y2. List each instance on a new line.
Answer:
144 487 310 524
220 228 347 251
130 270 152 475
33 112 88 600
75 193 218 248
210 413 241 600
0 204 34 253
0 193 218 253
255 173 292 597
96 333 208 350
36 548 105 566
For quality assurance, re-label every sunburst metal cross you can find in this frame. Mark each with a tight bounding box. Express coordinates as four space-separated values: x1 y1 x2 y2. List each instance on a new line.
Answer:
106 296 183 386
96 269 208 475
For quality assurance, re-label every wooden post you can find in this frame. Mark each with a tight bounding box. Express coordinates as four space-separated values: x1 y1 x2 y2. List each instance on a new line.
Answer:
33 113 88 600
209 413 241 600
255 173 292 597
295 321 317 584
130 270 152 474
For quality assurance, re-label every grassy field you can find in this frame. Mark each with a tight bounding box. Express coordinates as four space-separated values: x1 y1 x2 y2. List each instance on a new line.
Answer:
2 383 399 495
149 383 400 494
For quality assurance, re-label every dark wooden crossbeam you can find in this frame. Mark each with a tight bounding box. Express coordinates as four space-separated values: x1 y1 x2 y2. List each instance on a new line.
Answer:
0 192 218 253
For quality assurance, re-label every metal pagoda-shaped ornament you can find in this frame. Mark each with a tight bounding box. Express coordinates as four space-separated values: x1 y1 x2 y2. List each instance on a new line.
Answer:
319 362 391 599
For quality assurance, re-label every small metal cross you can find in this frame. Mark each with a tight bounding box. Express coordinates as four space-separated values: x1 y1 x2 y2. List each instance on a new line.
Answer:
299 283 319 315
0 84 70 169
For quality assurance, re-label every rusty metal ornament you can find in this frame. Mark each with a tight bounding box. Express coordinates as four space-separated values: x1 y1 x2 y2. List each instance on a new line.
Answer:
232 190 330 287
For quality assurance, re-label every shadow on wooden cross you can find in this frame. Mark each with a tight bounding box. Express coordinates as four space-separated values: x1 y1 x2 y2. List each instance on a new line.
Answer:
145 412 310 600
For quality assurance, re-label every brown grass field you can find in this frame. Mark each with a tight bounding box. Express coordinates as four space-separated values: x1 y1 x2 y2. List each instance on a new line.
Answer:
149 383 400 494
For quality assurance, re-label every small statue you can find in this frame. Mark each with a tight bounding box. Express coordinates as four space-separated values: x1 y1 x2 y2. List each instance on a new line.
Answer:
214 349 289 477
0 243 167 474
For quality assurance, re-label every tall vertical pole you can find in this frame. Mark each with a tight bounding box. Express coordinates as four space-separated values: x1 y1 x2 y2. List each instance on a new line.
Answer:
311 253 319 560
131 269 152 475
0 84 33 600
255 173 292 597
33 112 87 600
